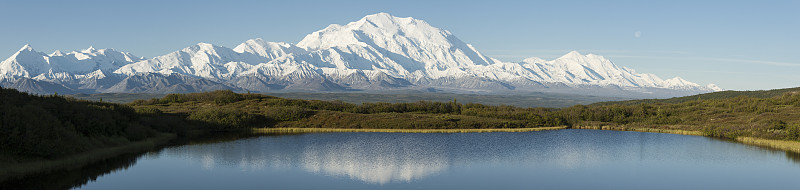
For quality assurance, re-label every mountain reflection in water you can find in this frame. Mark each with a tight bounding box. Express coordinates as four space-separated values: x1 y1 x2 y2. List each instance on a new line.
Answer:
153 130 800 186
5 130 800 190
163 133 450 184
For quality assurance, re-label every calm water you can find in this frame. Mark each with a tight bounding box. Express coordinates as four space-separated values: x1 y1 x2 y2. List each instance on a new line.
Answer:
59 129 800 189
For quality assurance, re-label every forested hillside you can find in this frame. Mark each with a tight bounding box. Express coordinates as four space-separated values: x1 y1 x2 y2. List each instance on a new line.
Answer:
0 88 160 160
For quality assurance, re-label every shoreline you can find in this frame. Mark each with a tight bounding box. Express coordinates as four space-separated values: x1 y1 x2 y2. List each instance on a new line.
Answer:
2 127 562 182
570 126 705 136
736 137 800 153
4 125 800 184
253 126 567 134
570 125 800 154
257 126 800 154
0 133 176 182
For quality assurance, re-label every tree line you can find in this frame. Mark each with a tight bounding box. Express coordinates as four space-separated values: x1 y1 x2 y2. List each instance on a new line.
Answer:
134 89 800 141
1 87 159 159
4 87 800 161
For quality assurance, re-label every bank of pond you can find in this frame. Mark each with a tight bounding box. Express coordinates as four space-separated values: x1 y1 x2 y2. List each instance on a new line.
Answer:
6 129 800 190
2 87 800 186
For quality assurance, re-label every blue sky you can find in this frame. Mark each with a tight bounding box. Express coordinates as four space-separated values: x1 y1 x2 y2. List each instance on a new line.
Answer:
1 0 797 90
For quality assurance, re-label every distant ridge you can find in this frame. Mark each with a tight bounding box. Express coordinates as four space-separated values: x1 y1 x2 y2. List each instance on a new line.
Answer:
593 86 800 106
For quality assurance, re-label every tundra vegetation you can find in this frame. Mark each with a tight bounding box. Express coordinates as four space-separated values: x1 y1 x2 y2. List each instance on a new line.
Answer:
2 87 800 180
129 88 800 142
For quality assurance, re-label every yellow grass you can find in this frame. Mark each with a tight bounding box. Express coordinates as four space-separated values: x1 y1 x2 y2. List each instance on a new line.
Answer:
571 126 706 136
736 137 800 154
574 125 800 154
253 126 567 134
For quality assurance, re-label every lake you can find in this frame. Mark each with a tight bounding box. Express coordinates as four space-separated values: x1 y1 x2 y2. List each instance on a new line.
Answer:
15 129 800 189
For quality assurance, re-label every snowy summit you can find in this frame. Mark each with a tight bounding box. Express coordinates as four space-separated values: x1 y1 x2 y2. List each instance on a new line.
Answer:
0 13 720 97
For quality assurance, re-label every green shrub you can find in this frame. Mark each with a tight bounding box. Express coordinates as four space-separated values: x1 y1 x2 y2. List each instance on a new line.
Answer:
124 124 155 141
161 94 186 104
212 90 244 105
786 124 800 141
135 107 163 115
263 106 314 121
768 119 787 130
188 108 269 129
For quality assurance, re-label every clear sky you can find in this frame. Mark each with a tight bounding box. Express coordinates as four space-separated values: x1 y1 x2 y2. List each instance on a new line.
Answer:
1 0 797 90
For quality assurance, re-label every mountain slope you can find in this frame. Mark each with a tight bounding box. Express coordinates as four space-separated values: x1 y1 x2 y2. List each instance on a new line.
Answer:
0 13 720 98
1 45 142 81
297 12 497 78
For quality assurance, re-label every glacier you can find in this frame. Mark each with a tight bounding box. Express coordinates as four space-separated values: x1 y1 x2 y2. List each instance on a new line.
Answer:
0 13 720 98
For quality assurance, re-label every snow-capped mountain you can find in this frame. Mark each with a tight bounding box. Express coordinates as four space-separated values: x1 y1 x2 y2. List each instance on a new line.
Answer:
0 13 720 98
297 12 499 79
0 45 142 81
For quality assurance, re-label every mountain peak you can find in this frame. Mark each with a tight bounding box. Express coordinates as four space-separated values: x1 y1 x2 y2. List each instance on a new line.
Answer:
50 50 64 56
19 44 35 52
82 46 96 53
664 77 699 88
233 38 303 62
559 51 585 59
357 12 426 30
11 44 46 58
297 12 444 49
363 12 393 20
297 12 496 71
359 12 410 25
706 83 723 91
187 42 222 52
371 12 392 17
196 42 214 47
246 38 266 44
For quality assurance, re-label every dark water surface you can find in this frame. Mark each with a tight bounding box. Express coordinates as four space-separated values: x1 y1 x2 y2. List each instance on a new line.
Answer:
57 129 800 189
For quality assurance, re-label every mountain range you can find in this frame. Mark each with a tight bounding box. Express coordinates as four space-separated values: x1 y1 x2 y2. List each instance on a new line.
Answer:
0 13 721 98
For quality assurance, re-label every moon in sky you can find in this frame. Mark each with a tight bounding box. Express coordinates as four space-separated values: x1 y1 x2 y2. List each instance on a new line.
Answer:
634 31 642 38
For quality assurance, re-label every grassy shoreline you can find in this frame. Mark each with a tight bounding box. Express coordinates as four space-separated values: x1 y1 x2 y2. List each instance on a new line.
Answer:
571 125 800 154
260 126 800 154
570 126 705 136
253 126 567 134
0 133 176 181
736 137 800 153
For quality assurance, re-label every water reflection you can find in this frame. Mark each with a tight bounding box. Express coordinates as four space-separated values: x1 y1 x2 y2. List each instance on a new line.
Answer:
4 130 800 189
0 153 142 190
162 133 449 184
787 151 800 163
300 134 448 184
154 130 800 186
0 131 274 190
